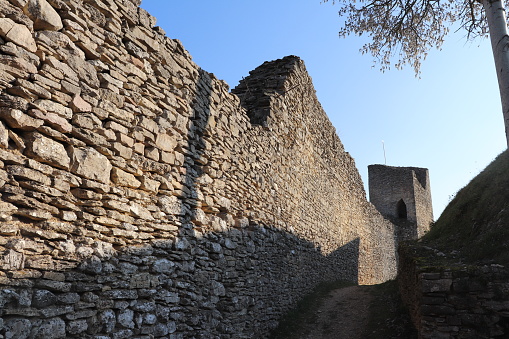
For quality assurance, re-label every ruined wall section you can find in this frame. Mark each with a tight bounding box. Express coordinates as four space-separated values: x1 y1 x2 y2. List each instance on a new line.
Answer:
233 56 397 283
399 245 509 339
0 0 396 337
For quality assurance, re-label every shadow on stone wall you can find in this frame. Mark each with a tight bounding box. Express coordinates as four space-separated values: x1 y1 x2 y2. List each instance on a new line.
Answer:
179 68 211 237
399 244 509 338
395 219 418 243
0 67 361 338
0 0 399 336
0 226 360 338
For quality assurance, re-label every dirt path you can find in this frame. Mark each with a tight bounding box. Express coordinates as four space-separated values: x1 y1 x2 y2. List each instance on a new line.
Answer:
300 285 373 339
271 280 416 339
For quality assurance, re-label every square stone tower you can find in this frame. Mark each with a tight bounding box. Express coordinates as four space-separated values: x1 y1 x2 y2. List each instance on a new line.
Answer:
368 165 433 241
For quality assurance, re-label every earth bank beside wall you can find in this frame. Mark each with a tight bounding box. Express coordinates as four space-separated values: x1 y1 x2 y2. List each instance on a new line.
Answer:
0 0 396 337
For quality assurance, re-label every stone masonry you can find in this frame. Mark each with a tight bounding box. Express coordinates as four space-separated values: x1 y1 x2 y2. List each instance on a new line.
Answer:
0 0 398 337
399 245 509 339
368 165 433 241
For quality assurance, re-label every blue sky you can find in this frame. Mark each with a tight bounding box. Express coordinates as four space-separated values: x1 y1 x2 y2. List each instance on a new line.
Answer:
140 0 507 218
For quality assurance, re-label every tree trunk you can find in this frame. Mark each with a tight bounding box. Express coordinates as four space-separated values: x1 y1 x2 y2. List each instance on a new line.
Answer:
483 0 509 146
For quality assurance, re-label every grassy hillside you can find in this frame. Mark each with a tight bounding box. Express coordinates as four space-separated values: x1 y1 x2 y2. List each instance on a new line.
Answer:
422 150 509 264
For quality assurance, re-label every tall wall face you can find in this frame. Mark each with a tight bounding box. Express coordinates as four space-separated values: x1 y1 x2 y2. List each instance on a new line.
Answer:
0 0 396 337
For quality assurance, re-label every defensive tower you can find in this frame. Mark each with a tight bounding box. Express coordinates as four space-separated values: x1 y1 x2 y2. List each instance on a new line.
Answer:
368 165 433 241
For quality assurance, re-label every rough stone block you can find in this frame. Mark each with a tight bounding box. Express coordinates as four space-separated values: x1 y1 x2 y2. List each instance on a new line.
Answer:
31 317 66 338
101 290 138 300
112 142 133 159
155 133 177 152
0 222 19 235
8 130 25 150
111 167 140 188
36 279 72 293
99 309 116 333
0 108 44 130
144 146 159 161
70 94 92 113
4 317 32 339
7 165 51 185
129 273 160 288
15 208 53 220
0 18 37 53
33 99 73 119
23 0 63 31
129 202 153 220
29 109 72 133
158 195 184 215
2 249 25 270
133 142 145 154
25 132 70 169
0 54 38 79
422 278 452 293
139 177 160 192
69 147 112 184
0 121 9 148
160 150 174 164
43 271 65 282
152 258 175 274
192 208 209 226
174 151 184 166
67 55 100 88
32 289 57 308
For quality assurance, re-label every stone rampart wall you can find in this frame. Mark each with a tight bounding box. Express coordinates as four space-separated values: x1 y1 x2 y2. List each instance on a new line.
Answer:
399 245 509 339
0 0 396 337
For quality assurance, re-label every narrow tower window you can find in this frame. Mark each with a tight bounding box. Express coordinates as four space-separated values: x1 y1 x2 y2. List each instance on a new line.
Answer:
397 199 407 219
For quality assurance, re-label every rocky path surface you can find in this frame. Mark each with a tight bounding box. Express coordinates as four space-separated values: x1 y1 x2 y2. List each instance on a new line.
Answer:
301 285 373 339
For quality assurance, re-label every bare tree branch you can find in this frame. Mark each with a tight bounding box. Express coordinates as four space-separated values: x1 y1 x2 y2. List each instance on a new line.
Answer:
324 0 488 74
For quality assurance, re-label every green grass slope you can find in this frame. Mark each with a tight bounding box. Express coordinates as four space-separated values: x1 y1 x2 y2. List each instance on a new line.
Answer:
422 150 509 264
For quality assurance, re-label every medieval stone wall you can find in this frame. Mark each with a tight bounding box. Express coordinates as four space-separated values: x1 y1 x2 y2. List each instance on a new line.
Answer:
399 245 509 339
0 0 397 337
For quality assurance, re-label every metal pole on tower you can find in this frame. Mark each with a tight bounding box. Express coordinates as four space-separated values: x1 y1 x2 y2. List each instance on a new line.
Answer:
382 140 387 165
